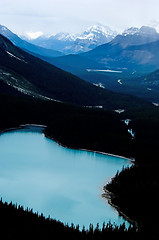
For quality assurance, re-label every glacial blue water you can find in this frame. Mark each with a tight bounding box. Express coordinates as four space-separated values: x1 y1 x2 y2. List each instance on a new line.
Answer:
0 126 131 229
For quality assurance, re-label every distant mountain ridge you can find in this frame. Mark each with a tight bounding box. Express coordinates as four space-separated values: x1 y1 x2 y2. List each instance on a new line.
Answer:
113 26 159 48
25 24 117 54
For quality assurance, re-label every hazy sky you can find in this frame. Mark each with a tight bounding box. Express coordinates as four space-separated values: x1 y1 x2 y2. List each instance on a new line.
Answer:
1 0 159 35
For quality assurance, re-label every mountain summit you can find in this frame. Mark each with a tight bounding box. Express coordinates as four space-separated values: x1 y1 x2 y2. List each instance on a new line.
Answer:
66 25 117 54
115 26 159 48
81 25 116 40
122 26 158 36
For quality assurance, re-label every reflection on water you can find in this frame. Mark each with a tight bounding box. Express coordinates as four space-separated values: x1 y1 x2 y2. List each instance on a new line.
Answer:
0 126 131 229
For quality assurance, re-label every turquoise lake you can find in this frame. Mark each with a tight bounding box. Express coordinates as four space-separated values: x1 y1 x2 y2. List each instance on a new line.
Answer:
0 126 131 229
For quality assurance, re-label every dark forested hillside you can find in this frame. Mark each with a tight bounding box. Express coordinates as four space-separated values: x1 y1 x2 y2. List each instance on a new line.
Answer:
0 93 133 157
0 198 141 240
104 111 159 235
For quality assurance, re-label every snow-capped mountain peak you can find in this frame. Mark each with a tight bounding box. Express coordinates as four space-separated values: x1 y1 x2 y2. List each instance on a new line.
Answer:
85 24 116 35
122 27 139 36
78 24 117 41
52 24 117 43
112 25 159 49
122 26 158 37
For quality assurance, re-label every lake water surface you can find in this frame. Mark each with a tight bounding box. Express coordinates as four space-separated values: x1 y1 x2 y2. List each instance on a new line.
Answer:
0 126 131 229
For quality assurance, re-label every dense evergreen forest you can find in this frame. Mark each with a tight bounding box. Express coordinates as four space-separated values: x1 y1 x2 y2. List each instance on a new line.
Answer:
0 198 140 240
1 92 159 238
0 93 134 157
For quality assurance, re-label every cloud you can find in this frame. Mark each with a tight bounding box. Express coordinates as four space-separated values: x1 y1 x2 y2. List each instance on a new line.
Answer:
0 0 159 34
25 31 43 39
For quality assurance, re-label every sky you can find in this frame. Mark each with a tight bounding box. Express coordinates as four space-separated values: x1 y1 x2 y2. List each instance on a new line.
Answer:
1 0 159 36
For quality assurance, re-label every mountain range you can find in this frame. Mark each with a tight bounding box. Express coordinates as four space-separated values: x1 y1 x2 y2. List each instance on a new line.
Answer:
34 26 159 104
3 24 159 76
28 25 159 77
24 25 117 54
2 23 159 104
0 32 153 116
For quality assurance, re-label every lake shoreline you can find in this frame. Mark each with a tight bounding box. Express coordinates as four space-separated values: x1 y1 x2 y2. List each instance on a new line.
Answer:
45 132 134 163
0 124 134 162
0 124 47 134
102 188 138 230
0 123 135 228
44 128 136 228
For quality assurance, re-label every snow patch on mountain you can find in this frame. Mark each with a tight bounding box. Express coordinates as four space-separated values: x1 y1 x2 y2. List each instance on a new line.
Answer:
6 51 27 63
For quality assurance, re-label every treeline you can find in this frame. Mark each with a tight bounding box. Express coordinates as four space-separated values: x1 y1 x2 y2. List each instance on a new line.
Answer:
0 198 141 240
105 164 159 236
0 93 133 158
104 106 159 236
